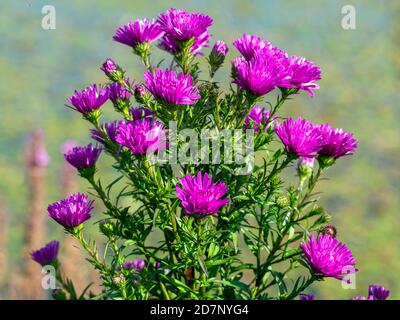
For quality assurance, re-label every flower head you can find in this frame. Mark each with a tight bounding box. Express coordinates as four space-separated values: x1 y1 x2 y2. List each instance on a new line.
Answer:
31 240 59 266
100 58 117 76
67 84 109 115
211 40 229 57
368 285 390 300
116 118 167 155
158 8 213 55
64 143 102 170
130 107 154 120
233 33 271 60
244 106 274 131
113 19 164 48
299 294 315 301
275 118 322 158
176 172 230 215
144 68 200 105
48 193 93 229
233 47 289 96
108 80 134 103
301 233 357 281
280 55 321 96
91 121 121 146
317 124 358 160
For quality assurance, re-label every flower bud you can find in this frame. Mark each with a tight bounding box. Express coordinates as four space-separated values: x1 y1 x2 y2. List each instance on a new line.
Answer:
298 157 314 181
100 58 125 82
99 221 115 237
276 194 290 208
323 225 337 238
134 84 151 104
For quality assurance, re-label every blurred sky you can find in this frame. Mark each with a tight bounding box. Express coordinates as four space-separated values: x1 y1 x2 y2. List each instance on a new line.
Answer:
0 0 399 299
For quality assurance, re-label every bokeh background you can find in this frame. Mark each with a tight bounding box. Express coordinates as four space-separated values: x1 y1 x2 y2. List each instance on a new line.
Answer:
0 0 399 299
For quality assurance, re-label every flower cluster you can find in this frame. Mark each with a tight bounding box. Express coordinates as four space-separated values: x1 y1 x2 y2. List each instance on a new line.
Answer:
232 33 321 96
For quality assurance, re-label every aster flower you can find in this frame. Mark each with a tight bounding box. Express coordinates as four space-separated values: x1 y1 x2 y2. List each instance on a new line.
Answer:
300 233 357 281
144 68 200 105
157 8 213 55
67 84 109 115
108 80 134 103
91 121 121 146
64 143 102 172
299 294 315 301
118 259 146 272
116 118 167 155
176 172 230 215
31 240 60 266
130 107 154 120
275 118 322 158
317 124 358 160
48 193 94 229
233 47 290 96
113 19 164 49
368 285 390 300
233 33 271 60
280 55 321 96
244 106 274 132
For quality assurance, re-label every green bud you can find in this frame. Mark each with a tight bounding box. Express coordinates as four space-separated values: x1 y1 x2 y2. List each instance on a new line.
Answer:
99 221 115 237
317 155 336 169
52 288 67 300
276 194 290 208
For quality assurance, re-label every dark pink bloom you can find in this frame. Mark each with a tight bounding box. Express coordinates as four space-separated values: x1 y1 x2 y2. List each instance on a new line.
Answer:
113 19 164 48
116 119 167 155
108 79 134 103
64 143 102 170
211 40 229 57
244 106 274 131
91 121 121 146
48 193 93 228
233 33 271 60
233 47 290 96
67 84 109 115
144 68 200 105
317 124 358 159
157 8 213 55
176 172 230 215
31 240 59 266
368 285 390 300
275 118 322 157
301 233 357 281
130 107 154 120
280 55 321 96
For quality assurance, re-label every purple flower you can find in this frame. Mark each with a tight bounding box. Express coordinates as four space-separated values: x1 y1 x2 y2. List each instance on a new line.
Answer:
100 58 117 75
299 294 315 301
64 143 102 170
130 107 154 120
118 259 146 272
113 19 164 48
91 121 120 146
352 285 390 300
158 8 213 55
211 40 229 57
144 68 200 105
31 240 59 266
68 84 109 115
48 193 93 229
176 172 230 215
108 79 134 103
116 118 167 155
275 118 322 158
368 285 390 300
244 106 274 131
301 233 357 281
317 124 358 159
280 55 321 96
233 34 271 60
233 47 290 96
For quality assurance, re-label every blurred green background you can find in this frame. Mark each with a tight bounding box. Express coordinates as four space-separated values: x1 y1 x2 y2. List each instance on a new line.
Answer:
0 0 399 299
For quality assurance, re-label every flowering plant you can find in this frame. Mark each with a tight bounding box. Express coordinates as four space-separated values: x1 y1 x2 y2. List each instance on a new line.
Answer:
31 7 386 300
